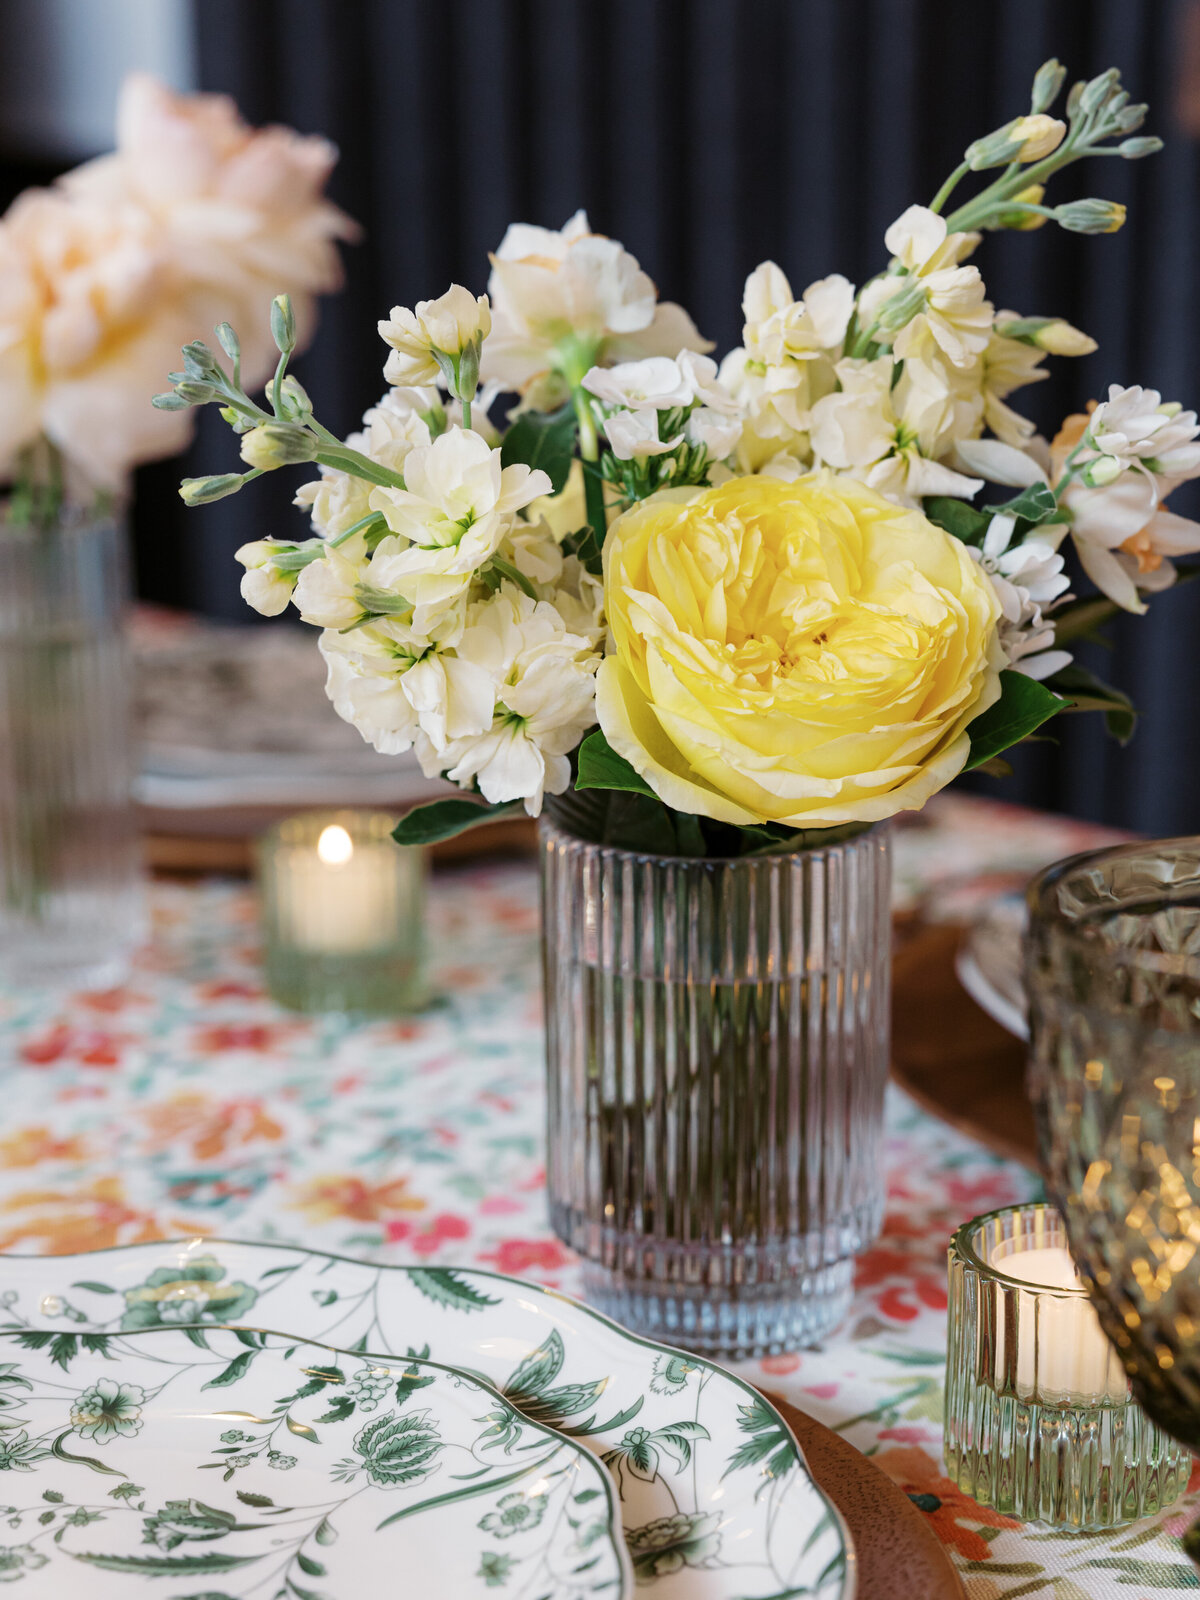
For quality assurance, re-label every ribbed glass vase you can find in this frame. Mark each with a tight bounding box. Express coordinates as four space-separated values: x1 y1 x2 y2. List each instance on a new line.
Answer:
540 811 891 1359
0 512 144 988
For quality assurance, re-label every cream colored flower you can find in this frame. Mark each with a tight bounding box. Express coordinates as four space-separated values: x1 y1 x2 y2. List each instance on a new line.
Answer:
738 264 854 439
1008 114 1067 161
292 542 369 629
685 407 742 461
604 408 682 460
421 586 601 814
235 541 296 616
809 356 982 504
378 285 491 388
582 356 693 411
981 324 1049 446
873 206 992 369
480 209 710 408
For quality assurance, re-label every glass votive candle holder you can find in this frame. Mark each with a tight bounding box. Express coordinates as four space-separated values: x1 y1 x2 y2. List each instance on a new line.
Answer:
258 810 426 1015
944 1203 1190 1530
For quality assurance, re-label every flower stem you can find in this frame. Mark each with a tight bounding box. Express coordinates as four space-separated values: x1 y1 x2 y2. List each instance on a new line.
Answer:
572 389 608 543
462 399 472 433
929 161 969 216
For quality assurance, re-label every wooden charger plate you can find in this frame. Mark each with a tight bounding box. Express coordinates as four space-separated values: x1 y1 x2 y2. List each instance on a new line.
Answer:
891 920 1036 1168
763 1392 966 1600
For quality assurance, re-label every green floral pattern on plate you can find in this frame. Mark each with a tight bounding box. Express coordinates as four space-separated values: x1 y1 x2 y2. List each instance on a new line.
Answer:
2 1243 852 1598
0 1326 630 1597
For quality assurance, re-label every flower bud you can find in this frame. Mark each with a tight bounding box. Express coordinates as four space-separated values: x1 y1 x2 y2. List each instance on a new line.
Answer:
271 294 297 355
182 341 218 379
179 474 246 506
1158 402 1183 418
278 374 313 421
1115 102 1148 134
1079 68 1120 117
1033 320 1097 357
239 423 318 471
235 539 281 570
1009 114 1066 161
874 275 928 333
1053 198 1126 234
1031 58 1067 114
152 391 190 411
994 183 1047 230
1083 454 1123 487
215 322 241 363
1116 135 1162 159
173 380 217 404
965 126 1024 171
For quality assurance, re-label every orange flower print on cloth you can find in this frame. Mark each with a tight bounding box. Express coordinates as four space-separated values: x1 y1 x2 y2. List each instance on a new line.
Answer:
872 1444 1021 1563
139 1093 284 1160
0 1177 177 1254
288 1174 428 1225
0 1128 90 1169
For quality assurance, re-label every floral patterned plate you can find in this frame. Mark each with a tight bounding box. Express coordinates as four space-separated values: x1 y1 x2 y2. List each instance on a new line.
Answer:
1 1242 854 1598
0 1325 631 1597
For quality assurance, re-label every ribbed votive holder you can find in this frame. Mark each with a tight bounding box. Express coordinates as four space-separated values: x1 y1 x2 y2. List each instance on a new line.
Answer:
944 1203 1190 1530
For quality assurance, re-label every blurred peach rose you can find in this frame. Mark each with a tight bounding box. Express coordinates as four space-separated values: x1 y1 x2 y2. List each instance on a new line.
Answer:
0 74 355 494
66 74 358 387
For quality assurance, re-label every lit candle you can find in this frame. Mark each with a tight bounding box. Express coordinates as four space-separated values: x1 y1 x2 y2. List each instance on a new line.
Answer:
992 1242 1128 1403
275 822 401 954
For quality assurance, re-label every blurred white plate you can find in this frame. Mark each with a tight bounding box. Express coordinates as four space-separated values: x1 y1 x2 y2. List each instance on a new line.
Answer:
955 892 1029 1040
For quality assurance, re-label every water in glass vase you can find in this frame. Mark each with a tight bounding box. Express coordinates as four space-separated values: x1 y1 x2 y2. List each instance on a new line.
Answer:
0 515 144 988
541 814 891 1359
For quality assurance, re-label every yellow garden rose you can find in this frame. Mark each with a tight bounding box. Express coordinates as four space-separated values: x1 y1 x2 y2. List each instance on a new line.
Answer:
596 472 1004 828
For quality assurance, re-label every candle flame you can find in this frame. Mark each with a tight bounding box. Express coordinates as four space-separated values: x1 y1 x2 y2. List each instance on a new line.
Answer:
317 824 354 866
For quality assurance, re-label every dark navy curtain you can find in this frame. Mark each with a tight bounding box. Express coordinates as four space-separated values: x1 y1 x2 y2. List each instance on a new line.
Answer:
160 0 1200 831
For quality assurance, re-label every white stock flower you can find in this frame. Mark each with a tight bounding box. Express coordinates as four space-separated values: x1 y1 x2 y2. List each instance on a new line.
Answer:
604 408 682 460
718 348 807 470
235 541 295 616
423 586 601 816
685 407 742 460
809 355 983 505
501 520 565 587
294 456 375 540
481 209 710 408
320 627 496 757
292 542 369 629
582 356 692 410
873 206 992 369
677 350 741 414
367 428 551 633
739 264 854 439
981 323 1049 446
378 285 491 386
969 513 1072 679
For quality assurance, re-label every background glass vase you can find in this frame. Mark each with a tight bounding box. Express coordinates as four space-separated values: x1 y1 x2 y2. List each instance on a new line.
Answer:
0 512 144 988
1025 839 1200 1449
540 811 891 1359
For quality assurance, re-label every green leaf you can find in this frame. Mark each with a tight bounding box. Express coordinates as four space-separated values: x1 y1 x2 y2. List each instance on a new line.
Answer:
985 481 1059 527
1045 662 1136 743
49 1334 77 1371
391 797 523 848
314 1517 338 1546
285 1415 319 1443
406 1268 500 1314
202 1350 259 1390
70 1551 262 1576
922 496 991 546
561 524 604 575
1086 1558 1199 1588
964 670 1069 770
71 1281 117 1294
575 731 657 798
52 1432 124 1476
297 1552 326 1577
235 1491 274 1508
314 1395 355 1425
500 405 577 495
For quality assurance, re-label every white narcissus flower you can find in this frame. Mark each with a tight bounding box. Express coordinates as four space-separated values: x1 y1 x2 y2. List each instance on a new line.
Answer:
582 356 693 411
480 209 711 409
604 408 682 460
378 284 491 387
419 586 602 815
969 513 1073 679
809 355 983 505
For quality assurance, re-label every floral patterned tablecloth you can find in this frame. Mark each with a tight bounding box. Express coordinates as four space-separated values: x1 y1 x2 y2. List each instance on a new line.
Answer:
0 792 1194 1599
